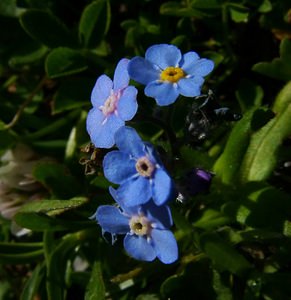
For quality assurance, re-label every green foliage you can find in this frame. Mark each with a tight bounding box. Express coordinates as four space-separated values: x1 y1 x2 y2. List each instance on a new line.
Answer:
1 0 291 299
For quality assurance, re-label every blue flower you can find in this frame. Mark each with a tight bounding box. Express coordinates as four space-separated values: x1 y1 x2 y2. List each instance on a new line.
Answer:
103 126 176 207
95 187 178 264
86 58 138 148
127 44 214 106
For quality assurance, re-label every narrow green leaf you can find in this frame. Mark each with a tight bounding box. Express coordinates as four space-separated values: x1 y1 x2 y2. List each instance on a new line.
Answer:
213 108 257 184
20 9 77 48
200 232 252 277
45 47 88 79
79 0 111 48
272 81 291 114
20 263 46 300
0 249 43 264
239 103 291 182
85 261 106 300
0 242 43 253
235 79 263 112
46 233 84 300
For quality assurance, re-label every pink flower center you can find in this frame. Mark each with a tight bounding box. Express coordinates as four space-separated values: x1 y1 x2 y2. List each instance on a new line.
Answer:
99 90 120 116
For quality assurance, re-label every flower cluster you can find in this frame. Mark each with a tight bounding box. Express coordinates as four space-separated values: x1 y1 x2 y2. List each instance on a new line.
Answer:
86 44 214 264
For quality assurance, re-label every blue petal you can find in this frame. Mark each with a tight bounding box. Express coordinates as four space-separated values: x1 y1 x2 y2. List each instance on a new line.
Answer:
145 44 182 69
177 77 205 97
179 51 200 74
144 143 161 165
109 187 140 215
145 81 179 106
96 205 129 234
151 229 178 264
86 109 124 148
117 86 138 121
91 75 112 107
143 201 173 229
183 58 214 77
86 108 106 146
127 57 159 85
114 126 145 158
124 234 156 261
116 176 152 207
152 168 175 205
103 151 136 184
113 58 130 91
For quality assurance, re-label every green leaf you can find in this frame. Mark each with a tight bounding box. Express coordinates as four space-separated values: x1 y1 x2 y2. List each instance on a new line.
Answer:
258 0 272 13
200 232 252 276
223 184 291 232
79 0 111 48
9 45 47 67
14 198 89 232
45 47 88 79
235 79 263 112
0 241 43 253
213 108 257 184
252 39 291 81
20 263 46 300
0 250 44 264
272 81 291 114
160 2 205 17
52 77 94 114
191 0 221 9
228 4 249 23
20 9 78 48
46 233 82 300
194 209 232 230
239 103 291 182
85 261 106 300
16 197 88 216
32 161 82 198
14 212 91 232
0 0 26 17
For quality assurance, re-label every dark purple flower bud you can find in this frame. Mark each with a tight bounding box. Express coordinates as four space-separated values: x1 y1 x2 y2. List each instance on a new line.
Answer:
176 168 213 203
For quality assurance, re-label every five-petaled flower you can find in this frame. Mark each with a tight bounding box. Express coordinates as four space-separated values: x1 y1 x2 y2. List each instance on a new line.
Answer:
127 44 214 106
95 187 178 264
103 126 176 207
86 58 138 148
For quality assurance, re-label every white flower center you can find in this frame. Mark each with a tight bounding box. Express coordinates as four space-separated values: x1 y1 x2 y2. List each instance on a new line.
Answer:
129 215 152 236
135 156 155 177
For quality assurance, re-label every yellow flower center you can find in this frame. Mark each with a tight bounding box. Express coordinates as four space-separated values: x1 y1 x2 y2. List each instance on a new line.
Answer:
129 215 151 236
135 156 155 177
160 66 186 83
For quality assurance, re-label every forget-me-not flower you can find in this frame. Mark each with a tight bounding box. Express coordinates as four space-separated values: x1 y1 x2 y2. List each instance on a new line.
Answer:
86 58 138 148
103 126 176 207
95 187 178 264
127 44 214 106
